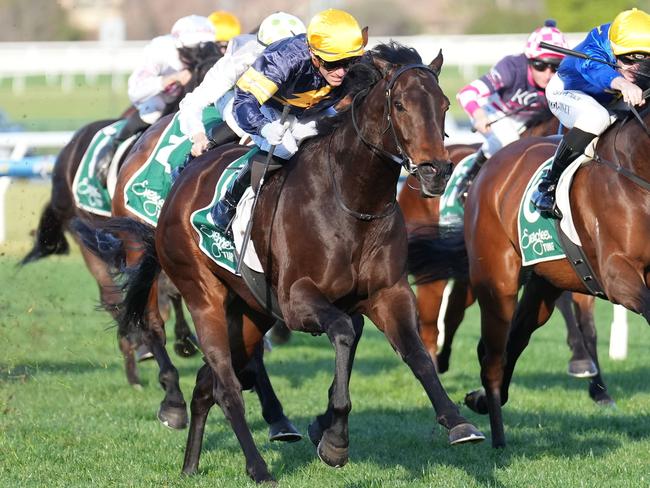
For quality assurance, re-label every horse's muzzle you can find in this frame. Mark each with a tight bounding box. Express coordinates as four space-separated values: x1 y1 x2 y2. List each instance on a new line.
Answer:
416 160 453 197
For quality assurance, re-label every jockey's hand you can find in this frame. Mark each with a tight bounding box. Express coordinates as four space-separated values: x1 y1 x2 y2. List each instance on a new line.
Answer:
472 108 491 134
280 130 298 154
611 76 645 106
190 132 210 157
261 120 290 145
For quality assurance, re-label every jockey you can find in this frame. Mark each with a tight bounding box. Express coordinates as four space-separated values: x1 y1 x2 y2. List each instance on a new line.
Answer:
211 8 367 234
455 20 568 197
208 10 241 54
94 15 216 185
178 12 307 158
532 8 650 217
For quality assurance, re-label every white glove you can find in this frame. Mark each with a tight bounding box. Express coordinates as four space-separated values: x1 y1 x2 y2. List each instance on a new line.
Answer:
279 130 298 154
260 120 290 145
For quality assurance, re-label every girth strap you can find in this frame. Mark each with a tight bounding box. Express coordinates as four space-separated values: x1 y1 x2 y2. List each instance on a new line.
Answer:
554 221 607 299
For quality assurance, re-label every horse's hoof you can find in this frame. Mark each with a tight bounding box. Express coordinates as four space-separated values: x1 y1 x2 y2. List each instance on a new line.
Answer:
131 383 144 391
174 335 199 358
269 321 291 345
136 344 154 362
436 353 450 374
247 465 276 485
158 403 188 430
308 420 324 447
596 398 617 408
568 358 598 378
448 423 485 445
269 417 302 443
316 439 348 468
465 388 489 415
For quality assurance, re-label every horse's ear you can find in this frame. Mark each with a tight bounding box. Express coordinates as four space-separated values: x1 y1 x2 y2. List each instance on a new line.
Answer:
429 49 444 76
361 27 369 47
371 55 394 77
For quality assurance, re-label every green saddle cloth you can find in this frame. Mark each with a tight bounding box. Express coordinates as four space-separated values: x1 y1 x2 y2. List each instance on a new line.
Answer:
438 153 476 227
190 147 259 275
123 106 222 226
518 157 566 266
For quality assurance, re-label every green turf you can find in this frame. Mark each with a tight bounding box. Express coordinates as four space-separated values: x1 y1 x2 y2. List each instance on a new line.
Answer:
1 182 649 487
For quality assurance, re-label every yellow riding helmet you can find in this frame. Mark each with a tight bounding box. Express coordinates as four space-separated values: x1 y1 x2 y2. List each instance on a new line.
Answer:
610 8 650 56
208 11 241 42
307 9 365 62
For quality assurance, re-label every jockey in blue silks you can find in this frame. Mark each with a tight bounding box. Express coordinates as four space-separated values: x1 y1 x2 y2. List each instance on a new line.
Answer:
211 8 367 234
532 8 650 217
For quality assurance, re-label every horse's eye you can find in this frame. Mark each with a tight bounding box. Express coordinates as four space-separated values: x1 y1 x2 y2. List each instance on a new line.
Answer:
394 101 405 111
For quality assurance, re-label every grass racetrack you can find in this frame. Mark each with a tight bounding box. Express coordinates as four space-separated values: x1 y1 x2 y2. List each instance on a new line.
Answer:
0 181 649 487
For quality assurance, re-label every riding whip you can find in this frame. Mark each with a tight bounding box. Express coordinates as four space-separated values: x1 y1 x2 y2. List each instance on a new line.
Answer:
470 98 540 132
236 104 291 274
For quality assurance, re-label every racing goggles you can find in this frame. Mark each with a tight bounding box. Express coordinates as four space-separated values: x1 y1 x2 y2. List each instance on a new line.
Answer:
618 52 650 65
317 56 360 72
529 58 561 73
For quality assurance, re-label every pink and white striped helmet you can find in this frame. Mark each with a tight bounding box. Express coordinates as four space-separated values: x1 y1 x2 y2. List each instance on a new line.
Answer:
524 20 568 59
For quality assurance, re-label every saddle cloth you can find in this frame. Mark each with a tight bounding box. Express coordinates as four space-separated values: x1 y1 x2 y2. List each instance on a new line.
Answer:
72 120 136 217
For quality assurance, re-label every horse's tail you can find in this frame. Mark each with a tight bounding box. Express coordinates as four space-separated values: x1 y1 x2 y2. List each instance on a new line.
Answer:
407 224 469 284
20 202 70 266
70 217 160 338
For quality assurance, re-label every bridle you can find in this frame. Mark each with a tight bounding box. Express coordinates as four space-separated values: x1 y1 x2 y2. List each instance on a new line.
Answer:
351 63 452 179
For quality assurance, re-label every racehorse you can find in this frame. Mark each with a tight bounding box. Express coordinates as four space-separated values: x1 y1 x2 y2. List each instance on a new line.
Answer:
402 111 611 405
20 42 222 388
110 43 484 482
450 61 650 447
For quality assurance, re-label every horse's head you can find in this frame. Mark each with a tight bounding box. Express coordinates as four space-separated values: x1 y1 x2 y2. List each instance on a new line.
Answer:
362 43 452 197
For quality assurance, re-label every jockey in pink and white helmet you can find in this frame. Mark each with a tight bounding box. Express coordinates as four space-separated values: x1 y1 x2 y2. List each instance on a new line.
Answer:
524 20 569 90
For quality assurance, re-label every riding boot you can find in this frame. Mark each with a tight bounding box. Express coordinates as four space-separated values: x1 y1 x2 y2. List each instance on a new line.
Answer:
531 127 596 218
457 150 487 202
95 112 150 186
211 160 252 235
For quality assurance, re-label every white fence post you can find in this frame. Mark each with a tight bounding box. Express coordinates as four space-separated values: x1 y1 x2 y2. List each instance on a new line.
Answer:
609 304 628 360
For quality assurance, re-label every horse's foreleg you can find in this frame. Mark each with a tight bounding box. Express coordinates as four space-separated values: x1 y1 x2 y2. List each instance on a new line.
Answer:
285 278 362 467
416 280 446 368
366 278 484 445
182 363 215 475
571 294 614 406
438 279 474 373
555 292 598 377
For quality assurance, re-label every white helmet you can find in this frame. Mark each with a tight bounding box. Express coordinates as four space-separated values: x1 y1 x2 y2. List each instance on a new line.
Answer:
171 15 216 48
257 12 306 47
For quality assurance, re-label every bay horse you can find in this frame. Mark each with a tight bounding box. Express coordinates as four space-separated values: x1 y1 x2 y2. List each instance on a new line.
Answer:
402 112 611 404
113 43 484 482
20 42 222 388
457 66 650 447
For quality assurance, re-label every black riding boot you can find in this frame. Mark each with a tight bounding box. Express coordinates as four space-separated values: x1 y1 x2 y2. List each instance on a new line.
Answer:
457 150 487 202
95 112 150 186
211 160 252 235
531 127 596 218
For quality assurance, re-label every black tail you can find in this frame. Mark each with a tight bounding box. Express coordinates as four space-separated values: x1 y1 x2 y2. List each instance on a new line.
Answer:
71 217 160 338
407 224 469 284
20 203 70 265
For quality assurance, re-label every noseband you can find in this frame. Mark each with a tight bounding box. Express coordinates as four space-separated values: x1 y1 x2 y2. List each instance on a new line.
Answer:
351 63 452 179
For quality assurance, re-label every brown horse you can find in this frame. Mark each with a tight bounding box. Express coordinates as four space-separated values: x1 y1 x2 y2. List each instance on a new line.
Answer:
110 43 484 482
402 112 610 403
20 42 222 388
457 83 650 447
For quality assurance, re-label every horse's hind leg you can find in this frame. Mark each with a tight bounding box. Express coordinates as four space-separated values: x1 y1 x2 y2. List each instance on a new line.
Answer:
571 293 614 406
170 292 199 358
78 245 141 386
20 201 70 264
182 363 215 475
437 279 474 373
366 278 484 445
555 292 598 377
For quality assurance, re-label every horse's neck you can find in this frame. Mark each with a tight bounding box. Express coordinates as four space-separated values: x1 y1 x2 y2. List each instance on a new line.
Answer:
597 117 650 183
328 93 402 210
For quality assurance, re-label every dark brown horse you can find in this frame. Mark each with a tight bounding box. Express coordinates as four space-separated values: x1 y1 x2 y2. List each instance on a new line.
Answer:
402 113 610 404
455 79 650 447
111 43 484 482
20 42 222 388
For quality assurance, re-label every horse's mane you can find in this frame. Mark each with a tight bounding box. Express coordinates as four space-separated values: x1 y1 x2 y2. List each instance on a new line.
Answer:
177 42 222 73
317 41 423 135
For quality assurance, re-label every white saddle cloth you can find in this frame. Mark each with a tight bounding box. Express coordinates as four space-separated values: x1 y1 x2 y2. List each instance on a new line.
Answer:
231 187 264 272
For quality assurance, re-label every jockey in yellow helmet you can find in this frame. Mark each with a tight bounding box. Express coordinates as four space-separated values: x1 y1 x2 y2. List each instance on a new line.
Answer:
211 9 367 233
208 11 241 53
532 8 650 217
